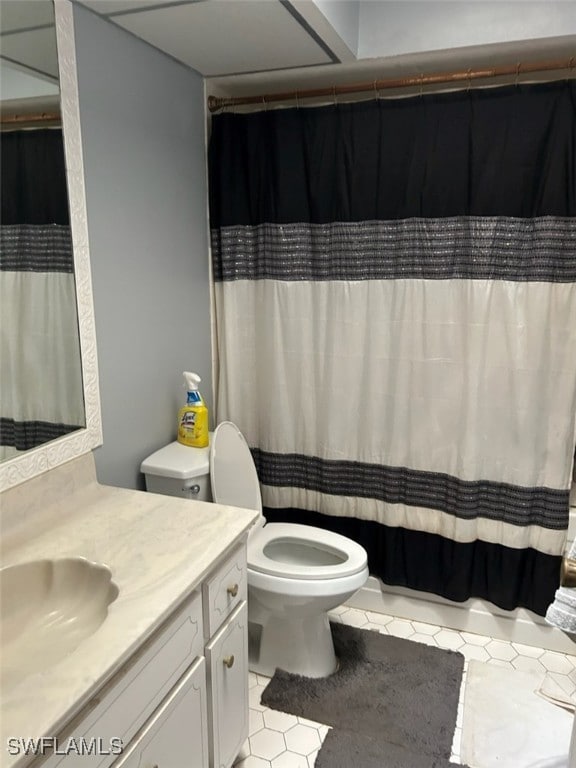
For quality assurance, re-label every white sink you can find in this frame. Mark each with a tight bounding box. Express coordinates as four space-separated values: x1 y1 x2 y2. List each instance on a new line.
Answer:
0 557 118 693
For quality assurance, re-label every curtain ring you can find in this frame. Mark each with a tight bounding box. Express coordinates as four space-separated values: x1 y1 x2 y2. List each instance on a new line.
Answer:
262 95 268 111
295 90 300 109
515 62 521 87
419 74 424 98
333 86 338 105
373 79 379 101
467 68 472 93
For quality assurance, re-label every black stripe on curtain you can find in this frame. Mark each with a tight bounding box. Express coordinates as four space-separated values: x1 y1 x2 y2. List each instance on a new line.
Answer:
212 218 576 283
263 506 561 617
0 418 79 451
1 130 70 225
209 81 575 227
0 224 74 272
252 449 569 530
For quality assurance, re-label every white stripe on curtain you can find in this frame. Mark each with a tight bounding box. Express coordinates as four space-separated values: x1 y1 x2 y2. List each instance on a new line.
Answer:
261 487 566 555
0 271 84 425
215 278 576 554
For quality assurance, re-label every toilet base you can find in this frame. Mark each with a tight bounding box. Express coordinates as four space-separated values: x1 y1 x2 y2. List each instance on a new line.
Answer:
248 611 338 678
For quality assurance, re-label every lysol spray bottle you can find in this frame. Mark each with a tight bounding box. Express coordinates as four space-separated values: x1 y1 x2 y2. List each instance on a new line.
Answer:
177 372 209 447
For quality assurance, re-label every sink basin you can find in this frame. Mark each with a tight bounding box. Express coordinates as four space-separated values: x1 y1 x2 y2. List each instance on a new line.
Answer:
0 557 118 693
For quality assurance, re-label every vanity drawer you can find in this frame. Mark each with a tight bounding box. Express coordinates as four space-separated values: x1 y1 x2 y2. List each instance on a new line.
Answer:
111 657 209 768
203 542 247 638
39 590 204 768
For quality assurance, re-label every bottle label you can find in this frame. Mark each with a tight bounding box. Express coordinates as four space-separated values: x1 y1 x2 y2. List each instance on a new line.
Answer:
178 405 208 447
187 391 202 405
180 410 196 429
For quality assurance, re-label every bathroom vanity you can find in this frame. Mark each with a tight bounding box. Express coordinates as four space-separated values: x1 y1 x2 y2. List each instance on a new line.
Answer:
0 454 258 768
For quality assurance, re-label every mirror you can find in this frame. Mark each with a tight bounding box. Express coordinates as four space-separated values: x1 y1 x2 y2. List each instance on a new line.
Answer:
1 0 84 464
0 0 102 491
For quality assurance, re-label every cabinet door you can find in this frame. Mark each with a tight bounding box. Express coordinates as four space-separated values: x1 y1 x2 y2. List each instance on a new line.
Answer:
205 602 248 768
112 657 209 768
40 591 204 768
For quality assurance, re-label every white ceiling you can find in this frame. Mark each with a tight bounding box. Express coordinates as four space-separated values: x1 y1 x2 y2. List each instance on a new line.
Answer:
1 0 574 108
0 0 59 81
1 0 56 31
1 0 344 96
78 0 339 76
71 0 576 97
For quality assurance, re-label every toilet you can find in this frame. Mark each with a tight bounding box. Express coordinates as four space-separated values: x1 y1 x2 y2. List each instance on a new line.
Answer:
141 421 369 678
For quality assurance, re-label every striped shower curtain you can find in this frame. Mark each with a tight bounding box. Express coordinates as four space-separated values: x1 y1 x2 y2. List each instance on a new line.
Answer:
0 129 84 460
209 81 576 616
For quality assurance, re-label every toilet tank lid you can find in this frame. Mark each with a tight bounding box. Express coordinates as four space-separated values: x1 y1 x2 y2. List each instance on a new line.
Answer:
140 440 210 480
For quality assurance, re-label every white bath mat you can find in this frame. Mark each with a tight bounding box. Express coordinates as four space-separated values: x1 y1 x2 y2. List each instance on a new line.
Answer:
460 660 573 768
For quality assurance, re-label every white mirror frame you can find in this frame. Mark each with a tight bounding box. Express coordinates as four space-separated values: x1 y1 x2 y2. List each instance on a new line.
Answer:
0 0 102 492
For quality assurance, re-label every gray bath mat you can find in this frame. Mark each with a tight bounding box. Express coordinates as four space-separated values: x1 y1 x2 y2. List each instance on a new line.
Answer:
261 622 469 768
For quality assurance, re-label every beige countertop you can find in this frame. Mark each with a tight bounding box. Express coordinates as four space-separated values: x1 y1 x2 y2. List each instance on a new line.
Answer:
0 453 258 767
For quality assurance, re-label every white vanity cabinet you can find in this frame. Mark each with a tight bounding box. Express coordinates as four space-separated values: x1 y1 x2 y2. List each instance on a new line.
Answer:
35 540 248 768
111 657 209 768
203 543 249 768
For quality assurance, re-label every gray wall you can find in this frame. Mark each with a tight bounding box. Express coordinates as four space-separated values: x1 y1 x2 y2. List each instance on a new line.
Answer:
358 2 576 59
73 4 212 490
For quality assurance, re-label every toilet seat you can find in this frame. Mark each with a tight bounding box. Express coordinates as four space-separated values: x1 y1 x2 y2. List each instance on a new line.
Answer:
248 523 368 581
210 422 368 582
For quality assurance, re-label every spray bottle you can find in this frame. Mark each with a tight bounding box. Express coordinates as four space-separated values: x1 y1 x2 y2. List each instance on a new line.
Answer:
177 372 209 448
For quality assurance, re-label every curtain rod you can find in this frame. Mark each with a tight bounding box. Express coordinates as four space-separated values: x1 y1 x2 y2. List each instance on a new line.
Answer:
207 56 575 113
0 111 61 127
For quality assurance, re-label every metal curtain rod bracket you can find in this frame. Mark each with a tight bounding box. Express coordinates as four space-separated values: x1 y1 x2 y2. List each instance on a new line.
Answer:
207 56 575 113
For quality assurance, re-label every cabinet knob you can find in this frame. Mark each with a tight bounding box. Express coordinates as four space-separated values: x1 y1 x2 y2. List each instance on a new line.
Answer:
223 654 235 668
227 583 239 597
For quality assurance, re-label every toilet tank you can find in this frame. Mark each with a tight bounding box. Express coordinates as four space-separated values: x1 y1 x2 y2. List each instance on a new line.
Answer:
141 440 212 502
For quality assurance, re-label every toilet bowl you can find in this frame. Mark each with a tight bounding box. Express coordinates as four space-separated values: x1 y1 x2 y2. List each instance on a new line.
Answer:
245 523 368 677
141 422 369 678
210 422 369 678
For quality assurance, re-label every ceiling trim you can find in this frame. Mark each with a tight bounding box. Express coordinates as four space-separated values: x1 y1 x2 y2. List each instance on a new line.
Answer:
105 0 204 19
0 23 55 37
279 0 339 64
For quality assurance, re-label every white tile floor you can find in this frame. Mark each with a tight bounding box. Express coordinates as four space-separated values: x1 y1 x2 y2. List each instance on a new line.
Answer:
234 605 576 767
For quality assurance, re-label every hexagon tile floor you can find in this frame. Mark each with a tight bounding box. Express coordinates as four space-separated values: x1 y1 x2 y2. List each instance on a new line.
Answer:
234 605 576 768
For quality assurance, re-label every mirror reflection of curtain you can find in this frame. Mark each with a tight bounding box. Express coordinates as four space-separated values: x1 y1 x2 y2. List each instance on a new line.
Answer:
209 81 576 617
0 129 84 460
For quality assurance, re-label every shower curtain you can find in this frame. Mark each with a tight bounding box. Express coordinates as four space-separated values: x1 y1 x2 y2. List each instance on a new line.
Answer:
0 129 84 460
209 81 576 616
